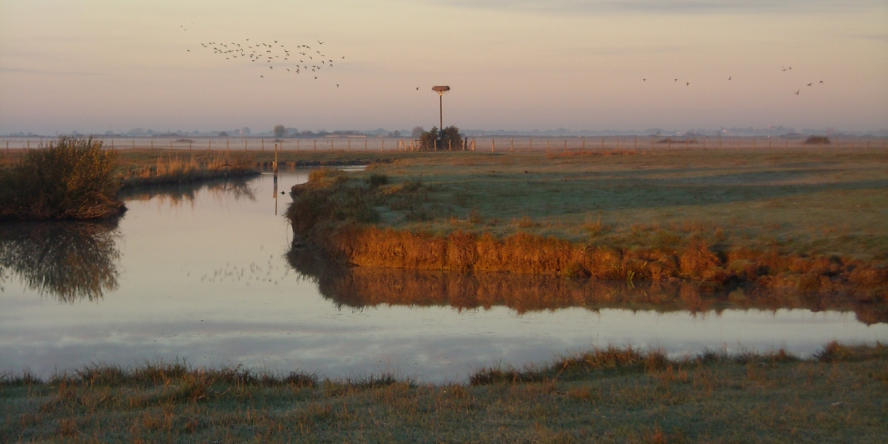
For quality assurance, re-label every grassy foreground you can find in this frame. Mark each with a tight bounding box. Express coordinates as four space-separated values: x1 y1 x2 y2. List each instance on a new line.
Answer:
2 343 885 443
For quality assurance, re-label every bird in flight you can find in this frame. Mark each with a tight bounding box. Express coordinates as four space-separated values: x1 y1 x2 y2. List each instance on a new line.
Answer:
643 78 645 82
336 84 339 88
728 76 731 80
794 90 799 95
686 82 690 86
807 83 812 86
318 40 324 44
674 79 678 82
416 87 419 90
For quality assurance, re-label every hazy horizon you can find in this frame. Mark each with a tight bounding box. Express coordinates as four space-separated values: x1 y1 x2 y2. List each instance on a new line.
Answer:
2 0 886 135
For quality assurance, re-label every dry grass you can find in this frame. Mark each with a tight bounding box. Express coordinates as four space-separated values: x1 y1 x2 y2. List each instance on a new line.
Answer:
2 343 885 443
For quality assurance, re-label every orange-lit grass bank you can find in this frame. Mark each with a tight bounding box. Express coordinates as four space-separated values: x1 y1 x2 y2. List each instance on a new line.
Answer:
286 148 888 305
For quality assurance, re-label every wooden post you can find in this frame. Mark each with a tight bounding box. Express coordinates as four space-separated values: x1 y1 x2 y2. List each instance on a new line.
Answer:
364 139 367 151
313 139 316 151
27 140 29 149
634 138 637 149
133 139 135 149
491 139 495 152
529 138 533 150
209 139 211 150
381 139 384 151
6 141 8 153
297 140 300 152
511 138 514 152
111 139 114 149
274 144 278 173
262 139 265 151
348 138 351 151
150 139 153 149
330 139 333 151
564 139 567 150
226 139 229 151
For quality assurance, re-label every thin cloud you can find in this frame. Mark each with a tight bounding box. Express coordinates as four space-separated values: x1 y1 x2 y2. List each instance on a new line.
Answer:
432 0 883 15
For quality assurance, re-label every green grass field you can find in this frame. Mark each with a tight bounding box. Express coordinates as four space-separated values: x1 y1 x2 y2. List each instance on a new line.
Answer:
342 147 888 262
2 343 885 443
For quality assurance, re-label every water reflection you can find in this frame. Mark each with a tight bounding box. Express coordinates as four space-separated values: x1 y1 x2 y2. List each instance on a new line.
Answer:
119 175 258 208
0 220 120 302
288 246 888 325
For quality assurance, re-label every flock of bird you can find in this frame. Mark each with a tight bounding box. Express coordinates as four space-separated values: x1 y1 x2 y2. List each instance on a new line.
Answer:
642 66 824 97
187 29 345 86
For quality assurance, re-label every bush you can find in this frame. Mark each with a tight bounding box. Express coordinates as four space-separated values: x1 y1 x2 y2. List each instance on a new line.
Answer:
0 137 123 220
803 136 831 145
368 174 389 189
418 126 464 151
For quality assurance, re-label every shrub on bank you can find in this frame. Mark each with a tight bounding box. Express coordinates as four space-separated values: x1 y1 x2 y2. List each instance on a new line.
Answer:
803 136 831 145
0 137 124 220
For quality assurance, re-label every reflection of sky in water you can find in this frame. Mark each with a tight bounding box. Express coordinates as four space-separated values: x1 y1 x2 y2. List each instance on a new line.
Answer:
1 172 886 383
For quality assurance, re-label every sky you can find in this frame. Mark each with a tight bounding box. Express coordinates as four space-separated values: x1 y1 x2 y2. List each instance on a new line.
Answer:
1 0 886 135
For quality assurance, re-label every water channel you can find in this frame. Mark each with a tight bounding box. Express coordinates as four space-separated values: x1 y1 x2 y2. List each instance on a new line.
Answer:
1 171 886 383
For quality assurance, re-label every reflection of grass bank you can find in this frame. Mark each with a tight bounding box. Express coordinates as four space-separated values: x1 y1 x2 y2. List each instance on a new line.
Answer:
286 149 888 299
0 220 120 301
2 343 885 442
287 248 888 324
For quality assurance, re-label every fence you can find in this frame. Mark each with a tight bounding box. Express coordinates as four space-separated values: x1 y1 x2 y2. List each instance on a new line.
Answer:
2 136 887 154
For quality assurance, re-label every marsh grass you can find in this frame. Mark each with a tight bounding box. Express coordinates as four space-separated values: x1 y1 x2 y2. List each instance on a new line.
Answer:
2 343 885 443
117 151 257 189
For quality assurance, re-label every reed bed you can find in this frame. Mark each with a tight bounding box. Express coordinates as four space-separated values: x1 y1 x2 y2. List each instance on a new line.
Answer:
2 343 885 442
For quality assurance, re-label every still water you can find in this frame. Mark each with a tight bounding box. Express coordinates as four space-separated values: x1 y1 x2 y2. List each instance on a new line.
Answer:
1 172 885 383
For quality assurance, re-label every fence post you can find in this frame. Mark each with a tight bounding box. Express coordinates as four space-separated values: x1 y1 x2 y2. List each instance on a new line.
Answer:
262 139 265 151
564 139 567 151
330 139 333 151
348 138 350 151
314 139 317 151
511 138 514 152
381 139 384 151
365 139 367 151
634 138 637 149
150 139 153 149
491 139 495 152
